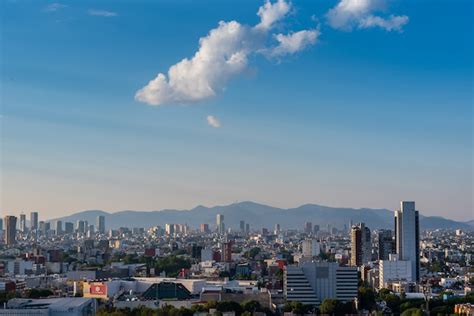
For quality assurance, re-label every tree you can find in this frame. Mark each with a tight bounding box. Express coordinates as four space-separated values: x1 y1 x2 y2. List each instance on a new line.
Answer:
400 307 424 316
242 300 263 313
319 299 343 315
358 286 376 311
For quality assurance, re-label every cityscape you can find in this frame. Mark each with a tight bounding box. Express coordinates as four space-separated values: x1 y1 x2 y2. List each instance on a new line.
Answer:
0 201 473 315
1 0 472 315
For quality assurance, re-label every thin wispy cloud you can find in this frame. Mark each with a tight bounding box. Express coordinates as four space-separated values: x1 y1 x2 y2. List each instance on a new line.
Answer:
43 3 67 12
135 0 318 106
326 0 408 32
207 115 221 128
88 9 118 17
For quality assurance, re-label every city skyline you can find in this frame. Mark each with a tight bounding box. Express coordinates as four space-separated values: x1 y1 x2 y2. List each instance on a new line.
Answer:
2 0 473 221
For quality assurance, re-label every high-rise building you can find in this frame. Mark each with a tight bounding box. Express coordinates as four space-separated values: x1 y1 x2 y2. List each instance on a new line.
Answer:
239 220 245 232
304 222 313 234
350 223 371 266
4 216 17 246
30 212 39 231
274 223 281 235
302 238 320 257
378 230 395 260
216 214 224 235
284 262 358 306
76 220 85 234
0 218 3 231
39 221 46 235
19 214 27 233
395 201 420 281
65 222 74 234
222 240 233 262
165 223 174 235
55 220 62 235
97 215 105 234
200 223 209 234
245 223 249 234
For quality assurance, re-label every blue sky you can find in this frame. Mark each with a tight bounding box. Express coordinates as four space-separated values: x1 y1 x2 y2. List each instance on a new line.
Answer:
1 0 472 221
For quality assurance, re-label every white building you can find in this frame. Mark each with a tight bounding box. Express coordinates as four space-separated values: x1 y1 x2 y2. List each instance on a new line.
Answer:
395 201 420 281
4 298 96 316
302 238 320 258
284 261 358 306
379 254 412 289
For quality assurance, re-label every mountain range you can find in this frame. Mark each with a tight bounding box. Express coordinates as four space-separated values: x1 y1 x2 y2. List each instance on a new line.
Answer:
49 201 473 231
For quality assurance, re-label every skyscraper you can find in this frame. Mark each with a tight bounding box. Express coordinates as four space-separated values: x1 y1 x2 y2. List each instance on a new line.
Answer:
239 220 245 233
216 214 224 235
378 229 395 260
56 220 62 235
395 201 420 281
4 216 17 246
0 218 3 231
350 223 371 266
274 223 281 235
76 220 85 234
97 215 106 234
30 212 39 231
304 222 313 234
65 222 74 234
19 214 27 233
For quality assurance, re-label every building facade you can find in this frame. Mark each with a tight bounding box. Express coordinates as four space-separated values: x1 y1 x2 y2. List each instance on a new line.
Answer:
395 201 420 281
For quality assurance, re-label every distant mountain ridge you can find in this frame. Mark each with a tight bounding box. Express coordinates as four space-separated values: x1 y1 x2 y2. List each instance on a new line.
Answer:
50 201 472 231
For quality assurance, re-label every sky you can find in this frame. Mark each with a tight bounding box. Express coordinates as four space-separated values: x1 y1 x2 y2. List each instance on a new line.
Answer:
1 0 473 221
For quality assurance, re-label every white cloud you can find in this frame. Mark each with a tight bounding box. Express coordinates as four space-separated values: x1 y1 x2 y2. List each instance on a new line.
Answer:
270 29 320 57
359 14 408 31
88 9 118 17
135 0 317 106
44 3 67 12
207 115 221 128
255 0 292 30
326 0 408 32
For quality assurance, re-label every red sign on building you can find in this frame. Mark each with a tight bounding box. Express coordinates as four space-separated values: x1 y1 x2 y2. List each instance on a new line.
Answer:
90 283 107 296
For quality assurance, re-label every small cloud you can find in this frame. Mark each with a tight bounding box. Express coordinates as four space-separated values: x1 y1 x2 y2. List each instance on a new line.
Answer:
326 0 408 32
207 115 221 128
88 9 118 17
269 29 320 58
44 3 67 12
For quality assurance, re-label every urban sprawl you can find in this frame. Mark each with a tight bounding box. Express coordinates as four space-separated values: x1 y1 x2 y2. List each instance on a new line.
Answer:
0 201 473 315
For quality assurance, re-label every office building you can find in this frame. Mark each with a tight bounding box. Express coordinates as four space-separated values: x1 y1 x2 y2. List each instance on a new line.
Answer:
5 216 17 246
222 240 233 262
76 220 85 234
379 254 413 289
350 223 371 266
216 214 224 235
200 223 209 234
65 222 74 234
240 220 245 232
97 215 106 234
245 223 250 234
30 211 39 231
19 214 27 233
284 261 358 306
304 221 313 234
395 201 420 281
0 218 3 231
302 238 320 257
274 223 281 235
55 220 62 235
165 223 174 235
378 229 395 260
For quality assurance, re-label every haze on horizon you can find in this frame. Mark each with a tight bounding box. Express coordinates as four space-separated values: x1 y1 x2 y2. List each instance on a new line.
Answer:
1 0 472 221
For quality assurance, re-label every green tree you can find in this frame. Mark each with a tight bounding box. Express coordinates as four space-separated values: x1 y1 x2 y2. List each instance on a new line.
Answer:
400 307 424 316
319 299 343 315
358 286 376 311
